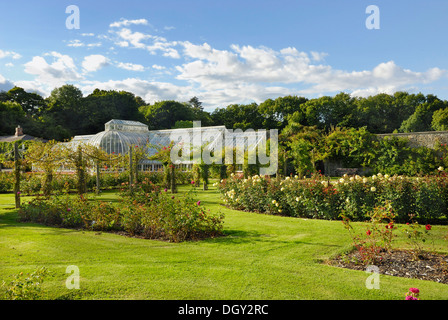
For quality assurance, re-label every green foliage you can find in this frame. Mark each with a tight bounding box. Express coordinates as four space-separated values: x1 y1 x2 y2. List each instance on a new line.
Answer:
0 100 26 136
217 172 448 223
323 126 376 168
18 179 224 242
341 201 396 265
431 107 448 131
373 137 440 175
399 96 447 133
3 85 448 144
120 184 224 242
1 267 52 300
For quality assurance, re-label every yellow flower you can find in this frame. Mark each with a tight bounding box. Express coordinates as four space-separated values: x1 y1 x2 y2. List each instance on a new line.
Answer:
370 187 376 192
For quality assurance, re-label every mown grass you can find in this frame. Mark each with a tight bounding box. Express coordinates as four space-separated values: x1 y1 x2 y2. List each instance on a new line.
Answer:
0 183 447 300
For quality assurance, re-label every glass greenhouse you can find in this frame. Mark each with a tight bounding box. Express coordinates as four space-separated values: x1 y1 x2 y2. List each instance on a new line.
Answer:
63 119 268 172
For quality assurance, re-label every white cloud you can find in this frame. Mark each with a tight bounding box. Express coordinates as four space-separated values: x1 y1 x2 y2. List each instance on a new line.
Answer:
87 42 102 48
116 41 129 47
110 18 149 28
10 17 447 108
82 54 109 73
0 74 15 91
80 78 192 104
24 52 83 91
5 62 14 67
67 39 85 47
115 28 151 49
152 64 165 70
117 62 145 72
310 51 328 62
112 26 180 58
67 39 102 48
175 42 446 104
0 49 21 60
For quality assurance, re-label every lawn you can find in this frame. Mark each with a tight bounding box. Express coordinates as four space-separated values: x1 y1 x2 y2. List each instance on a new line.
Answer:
0 184 447 300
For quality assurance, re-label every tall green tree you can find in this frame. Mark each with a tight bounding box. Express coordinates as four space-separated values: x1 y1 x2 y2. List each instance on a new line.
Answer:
431 107 448 131
44 85 84 136
259 95 308 129
3 87 46 117
0 101 26 136
141 100 194 130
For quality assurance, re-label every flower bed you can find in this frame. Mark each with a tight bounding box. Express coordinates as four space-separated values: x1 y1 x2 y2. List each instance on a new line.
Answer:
18 184 224 242
0 170 194 195
216 172 448 223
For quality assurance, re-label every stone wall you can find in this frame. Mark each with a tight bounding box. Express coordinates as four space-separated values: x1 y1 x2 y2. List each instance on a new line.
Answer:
376 131 448 149
324 130 448 176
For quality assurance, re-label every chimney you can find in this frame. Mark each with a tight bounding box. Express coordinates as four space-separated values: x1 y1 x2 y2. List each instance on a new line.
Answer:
15 125 23 137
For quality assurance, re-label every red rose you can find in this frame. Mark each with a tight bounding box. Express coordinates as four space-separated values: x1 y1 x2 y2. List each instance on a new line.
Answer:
425 224 432 230
366 230 371 236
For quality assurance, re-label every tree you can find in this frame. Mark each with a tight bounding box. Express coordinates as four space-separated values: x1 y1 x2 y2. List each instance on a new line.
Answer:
259 95 308 129
211 103 264 130
323 127 376 168
283 124 323 176
81 89 144 134
4 87 46 117
354 94 397 133
141 100 194 130
431 108 448 131
0 101 26 135
399 96 446 133
189 96 203 111
44 85 84 136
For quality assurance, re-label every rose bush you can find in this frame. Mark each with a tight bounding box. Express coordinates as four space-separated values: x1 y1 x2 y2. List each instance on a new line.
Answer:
19 180 224 242
217 171 448 223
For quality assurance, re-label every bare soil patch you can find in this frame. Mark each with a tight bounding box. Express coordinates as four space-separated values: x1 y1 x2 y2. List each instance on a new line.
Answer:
328 249 448 284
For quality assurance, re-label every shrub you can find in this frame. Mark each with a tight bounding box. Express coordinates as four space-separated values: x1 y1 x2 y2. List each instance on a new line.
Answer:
0 172 14 193
341 201 396 265
1 267 52 300
120 183 224 242
19 182 224 243
217 171 448 223
402 215 432 260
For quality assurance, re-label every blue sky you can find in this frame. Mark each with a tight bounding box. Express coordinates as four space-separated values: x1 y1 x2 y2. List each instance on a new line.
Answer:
1 0 448 110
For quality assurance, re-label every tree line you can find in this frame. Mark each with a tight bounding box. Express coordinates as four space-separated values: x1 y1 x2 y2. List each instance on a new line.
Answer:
2 85 448 141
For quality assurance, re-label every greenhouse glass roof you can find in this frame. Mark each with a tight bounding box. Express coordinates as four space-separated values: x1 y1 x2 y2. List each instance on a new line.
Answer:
65 120 267 164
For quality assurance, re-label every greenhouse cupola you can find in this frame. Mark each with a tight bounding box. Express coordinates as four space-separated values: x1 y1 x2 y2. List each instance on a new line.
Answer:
87 119 150 155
